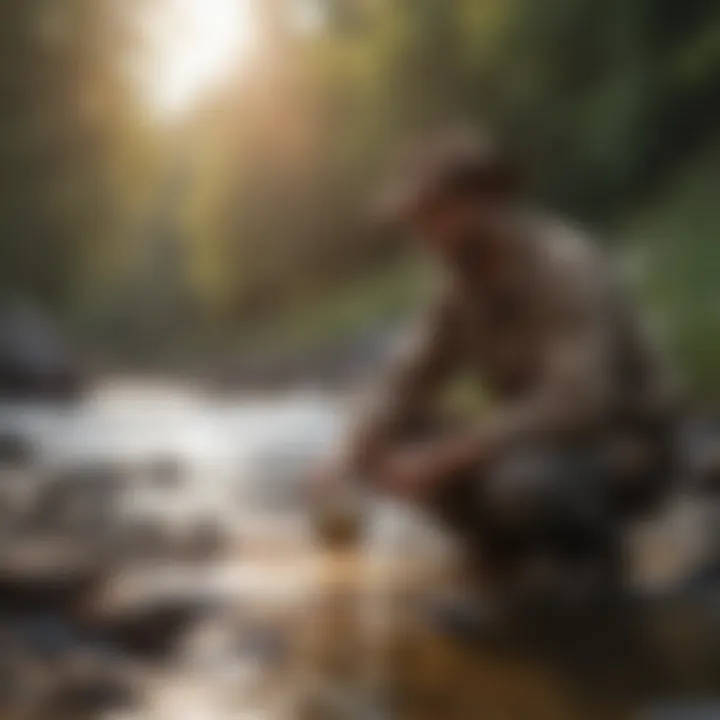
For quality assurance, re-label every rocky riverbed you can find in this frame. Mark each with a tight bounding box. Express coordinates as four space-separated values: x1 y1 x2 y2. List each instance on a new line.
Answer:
0 379 717 719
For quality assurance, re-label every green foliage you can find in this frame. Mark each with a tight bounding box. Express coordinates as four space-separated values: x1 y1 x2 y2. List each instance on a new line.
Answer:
0 0 159 317
623 137 720 396
0 0 719 387
179 0 719 364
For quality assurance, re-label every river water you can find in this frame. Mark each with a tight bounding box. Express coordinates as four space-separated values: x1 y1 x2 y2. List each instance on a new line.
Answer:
0 379 347 479
0 380 355 541
0 380 717 719
0 379 458 719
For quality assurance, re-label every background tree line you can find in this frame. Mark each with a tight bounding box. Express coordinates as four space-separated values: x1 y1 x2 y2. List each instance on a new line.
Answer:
0 0 718 392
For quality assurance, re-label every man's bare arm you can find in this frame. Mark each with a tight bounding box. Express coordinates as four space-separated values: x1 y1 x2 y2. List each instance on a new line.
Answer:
345 295 461 476
356 237 615 498
426 262 614 479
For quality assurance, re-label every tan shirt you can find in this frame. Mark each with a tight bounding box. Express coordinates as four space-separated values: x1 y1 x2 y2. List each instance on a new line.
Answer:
349 212 672 470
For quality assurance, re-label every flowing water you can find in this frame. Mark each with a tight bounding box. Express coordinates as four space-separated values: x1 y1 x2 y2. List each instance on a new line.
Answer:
0 379 717 719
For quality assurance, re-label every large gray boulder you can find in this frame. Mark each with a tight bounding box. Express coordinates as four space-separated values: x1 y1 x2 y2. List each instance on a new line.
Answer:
0 303 85 400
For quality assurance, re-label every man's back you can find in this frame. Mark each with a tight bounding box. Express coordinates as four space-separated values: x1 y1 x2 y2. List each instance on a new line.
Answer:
317 127 681 616
438 211 669 419
360 210 672 466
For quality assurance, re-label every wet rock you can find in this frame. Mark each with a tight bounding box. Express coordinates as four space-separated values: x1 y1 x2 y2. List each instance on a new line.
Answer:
183 520 224 560
92 595 220 661
143 456 183 490
114 519 167 560
11 617 84 661
0 434 35 468
31 462 125 535
6 645 140 720
0 539 107 616
116 519 224 563
240 449 314 513
0 303 85 400
694 449 720 496
0 469 41 535
0 649 54 718
236 626 289 666
40 667 136 720
681 414 720 495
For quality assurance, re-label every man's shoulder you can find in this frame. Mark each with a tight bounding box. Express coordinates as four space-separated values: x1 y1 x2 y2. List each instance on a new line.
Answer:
529 212 603 271
525 211 611 292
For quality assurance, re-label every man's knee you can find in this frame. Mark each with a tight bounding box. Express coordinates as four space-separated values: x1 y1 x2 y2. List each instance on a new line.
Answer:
480 447 622 603
481 447 607 536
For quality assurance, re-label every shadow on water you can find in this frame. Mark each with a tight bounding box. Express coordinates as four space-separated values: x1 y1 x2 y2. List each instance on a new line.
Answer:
294 546 720 720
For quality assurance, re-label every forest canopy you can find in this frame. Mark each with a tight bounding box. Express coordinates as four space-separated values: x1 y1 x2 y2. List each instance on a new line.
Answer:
0 0 718 391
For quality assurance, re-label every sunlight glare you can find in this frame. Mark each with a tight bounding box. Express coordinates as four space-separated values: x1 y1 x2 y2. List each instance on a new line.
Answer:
143 0 257 118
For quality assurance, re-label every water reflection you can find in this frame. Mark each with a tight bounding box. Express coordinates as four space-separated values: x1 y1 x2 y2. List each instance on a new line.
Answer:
0 381 716 719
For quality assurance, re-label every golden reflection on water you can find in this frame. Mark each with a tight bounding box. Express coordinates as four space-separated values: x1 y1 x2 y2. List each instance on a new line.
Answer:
134 544 638 720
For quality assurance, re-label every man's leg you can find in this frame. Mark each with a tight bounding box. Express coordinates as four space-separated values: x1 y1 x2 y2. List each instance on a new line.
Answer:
480 444 622 607
425 442 622 638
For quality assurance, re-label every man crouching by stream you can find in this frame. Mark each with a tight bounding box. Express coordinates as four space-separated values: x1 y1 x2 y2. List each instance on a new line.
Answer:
317 126 676 628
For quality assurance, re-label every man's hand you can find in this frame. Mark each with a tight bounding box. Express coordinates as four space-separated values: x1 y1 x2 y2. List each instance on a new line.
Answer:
377 434 489 501
310 456 349 505
376 442 459 500
310 457 364 548
376 446 441 500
